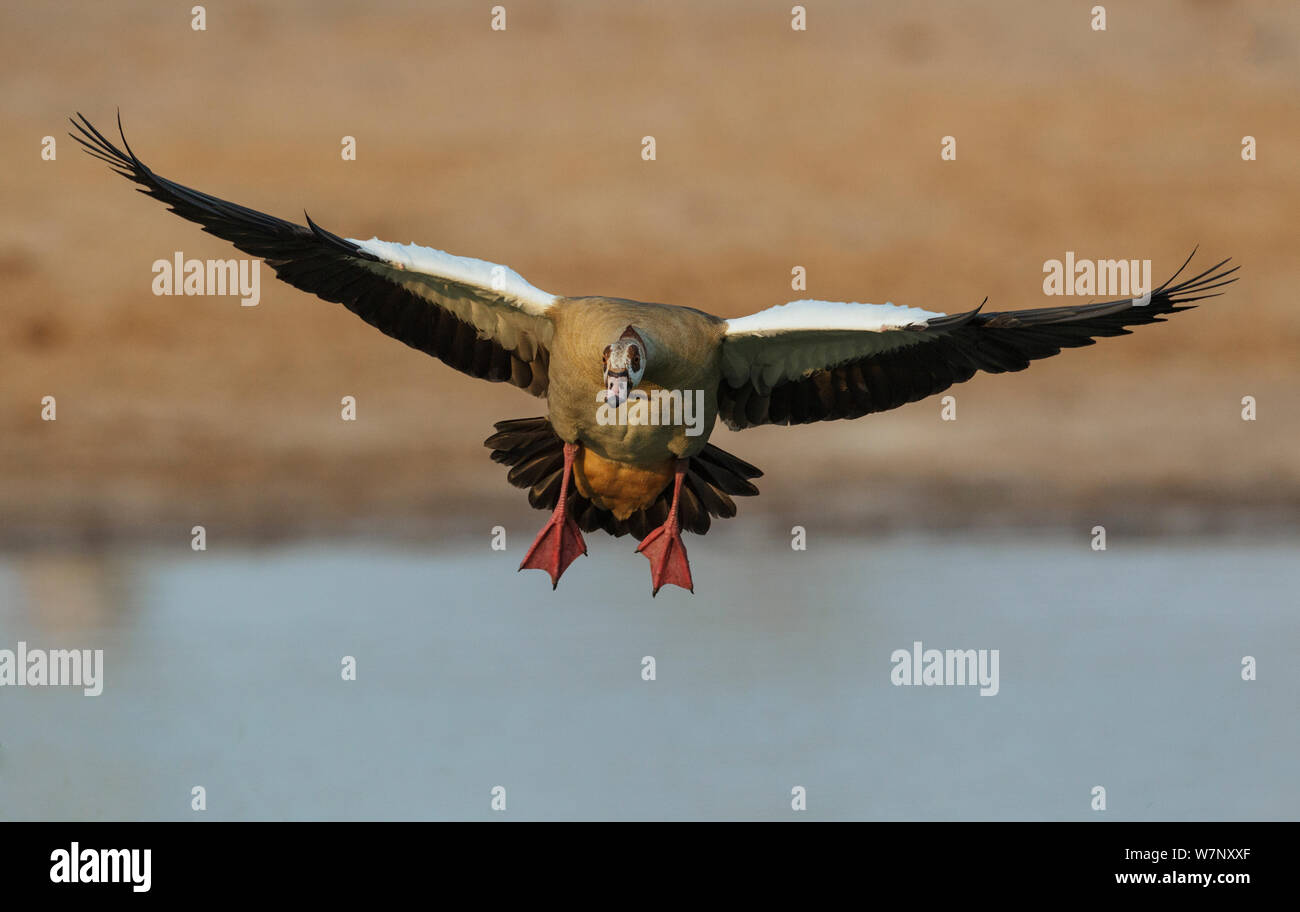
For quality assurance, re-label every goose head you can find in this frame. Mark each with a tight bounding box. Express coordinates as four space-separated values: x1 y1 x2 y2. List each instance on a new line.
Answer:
602 326 646 409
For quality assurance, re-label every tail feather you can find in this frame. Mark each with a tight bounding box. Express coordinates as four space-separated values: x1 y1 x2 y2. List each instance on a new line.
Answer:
485 417 762 538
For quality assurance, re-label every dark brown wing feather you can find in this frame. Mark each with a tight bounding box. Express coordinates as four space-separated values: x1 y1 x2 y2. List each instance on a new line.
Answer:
70 112 549 395
719 251 1237 429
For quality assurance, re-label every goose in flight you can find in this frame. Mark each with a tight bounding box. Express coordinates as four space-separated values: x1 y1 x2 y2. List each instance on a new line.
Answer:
71 113 1238 595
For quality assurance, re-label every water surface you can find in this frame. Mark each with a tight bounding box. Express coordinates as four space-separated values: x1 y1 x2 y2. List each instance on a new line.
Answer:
0 533 1294 820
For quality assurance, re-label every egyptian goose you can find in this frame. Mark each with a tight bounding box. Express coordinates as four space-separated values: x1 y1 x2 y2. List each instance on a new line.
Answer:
71 114 1238 594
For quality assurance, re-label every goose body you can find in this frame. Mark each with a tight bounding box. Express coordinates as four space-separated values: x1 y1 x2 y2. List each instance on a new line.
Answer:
71 113 1238 594
547 297 725 467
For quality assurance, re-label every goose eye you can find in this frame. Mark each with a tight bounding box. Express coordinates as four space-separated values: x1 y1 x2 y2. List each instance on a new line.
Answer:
629 345 641 372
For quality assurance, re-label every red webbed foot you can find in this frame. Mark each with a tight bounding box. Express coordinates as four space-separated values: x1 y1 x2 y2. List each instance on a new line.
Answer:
519 442 587 588
635 459 694 595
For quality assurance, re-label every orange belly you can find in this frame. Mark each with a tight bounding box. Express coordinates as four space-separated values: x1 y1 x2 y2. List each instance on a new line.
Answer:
572 446 674 520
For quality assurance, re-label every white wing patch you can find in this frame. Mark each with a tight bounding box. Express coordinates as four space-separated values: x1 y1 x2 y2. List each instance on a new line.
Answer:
725 299 944 335
347 237 557 360
721 299 948 393
350 237 558 314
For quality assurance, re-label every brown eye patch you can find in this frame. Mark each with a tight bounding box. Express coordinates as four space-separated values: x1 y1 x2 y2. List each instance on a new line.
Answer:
629 345 641 372
602 345 611 365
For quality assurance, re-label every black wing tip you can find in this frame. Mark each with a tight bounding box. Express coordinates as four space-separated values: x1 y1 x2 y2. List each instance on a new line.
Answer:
1159 251 1239 306
1081 250 1238 311
72 112 378 263
69 109 145 177
115 108 139 162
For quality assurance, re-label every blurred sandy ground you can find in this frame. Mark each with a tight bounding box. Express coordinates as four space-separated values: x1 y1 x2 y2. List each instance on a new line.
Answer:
0 0 1296 547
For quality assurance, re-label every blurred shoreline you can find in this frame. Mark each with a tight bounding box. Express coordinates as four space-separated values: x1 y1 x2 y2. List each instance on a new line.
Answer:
4 475 1296 552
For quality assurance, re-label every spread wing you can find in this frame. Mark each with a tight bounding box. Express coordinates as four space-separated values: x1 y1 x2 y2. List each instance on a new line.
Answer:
718 252 1237 429
71 113 555 395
